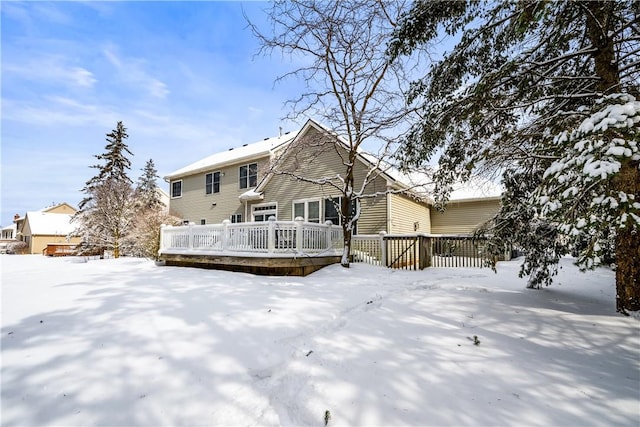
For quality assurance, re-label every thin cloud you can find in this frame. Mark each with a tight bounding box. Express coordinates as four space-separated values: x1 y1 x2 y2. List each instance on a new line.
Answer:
102 44 170 99
70 67 97 87
3 56 97 89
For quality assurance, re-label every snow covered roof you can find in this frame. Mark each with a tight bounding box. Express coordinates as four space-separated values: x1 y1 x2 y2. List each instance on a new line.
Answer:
239 189 264 201
165 130 301 180
164 119 502 203
2 223 17 232
448 178 503 201
357 152 502 202
25 211 76 235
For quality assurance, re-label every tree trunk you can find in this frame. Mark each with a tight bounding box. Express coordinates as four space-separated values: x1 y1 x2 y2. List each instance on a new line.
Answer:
340 154 356 268
586 2 639 312
114 229 120 258
614 159 640 313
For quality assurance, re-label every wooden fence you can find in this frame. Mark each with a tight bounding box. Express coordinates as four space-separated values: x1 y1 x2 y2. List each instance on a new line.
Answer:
350 233 492 270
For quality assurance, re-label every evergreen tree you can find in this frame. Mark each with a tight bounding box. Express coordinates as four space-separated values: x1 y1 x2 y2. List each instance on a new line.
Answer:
136 159 163 211
80 121 133 210
390 1 639 312
74 121 135 258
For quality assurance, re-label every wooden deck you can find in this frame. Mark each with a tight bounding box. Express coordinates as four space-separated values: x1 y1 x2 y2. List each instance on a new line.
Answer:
158 218 344 276
161 252 342 276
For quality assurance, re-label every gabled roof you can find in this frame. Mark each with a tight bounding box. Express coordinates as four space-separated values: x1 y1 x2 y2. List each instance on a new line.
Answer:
253 119 419 195
165 130 301 180
164 118 503 203
42 202 77 213
24 211 76 235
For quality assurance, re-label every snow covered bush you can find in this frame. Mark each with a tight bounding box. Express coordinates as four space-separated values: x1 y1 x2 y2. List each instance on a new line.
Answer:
7 241 28 255
123 210 181 259
537 94 640 270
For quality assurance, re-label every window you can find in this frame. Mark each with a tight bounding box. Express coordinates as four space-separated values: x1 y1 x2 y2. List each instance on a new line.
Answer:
324 197 340 225
171 180 182 198
200 219 206 225
230 213 242 223
205 172 221 194
324 197 358 233
293 199 321 223
239 163 258 189
252 203 277 222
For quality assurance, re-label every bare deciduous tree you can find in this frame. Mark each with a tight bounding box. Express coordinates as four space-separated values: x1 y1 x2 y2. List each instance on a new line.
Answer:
248 0 426 266
124 209 181 260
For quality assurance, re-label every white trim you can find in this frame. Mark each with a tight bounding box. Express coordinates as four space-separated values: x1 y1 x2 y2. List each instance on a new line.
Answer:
205 171 221 195
171 180 183 199
251 201 278 222
239 162 258 190
292 198 322 223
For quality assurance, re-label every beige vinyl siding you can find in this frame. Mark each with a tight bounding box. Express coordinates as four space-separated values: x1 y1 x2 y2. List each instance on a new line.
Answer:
259 127 390 232
44 204 76 214
169 156 270 223
357 196 387 234
430 198 500 234
388 193 431 234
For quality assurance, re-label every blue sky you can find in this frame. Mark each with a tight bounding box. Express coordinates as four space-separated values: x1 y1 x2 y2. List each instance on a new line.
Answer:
1 1 307 226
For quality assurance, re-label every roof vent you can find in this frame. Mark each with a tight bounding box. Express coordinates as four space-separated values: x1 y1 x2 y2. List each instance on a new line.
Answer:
264 137 269 140
285 131 290 135
228 148 233 151
243 144 248 147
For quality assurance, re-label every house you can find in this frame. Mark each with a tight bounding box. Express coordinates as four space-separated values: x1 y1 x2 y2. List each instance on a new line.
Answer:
429 179 502 234
16 203 81 254
164 120 501 237
1 223 17 240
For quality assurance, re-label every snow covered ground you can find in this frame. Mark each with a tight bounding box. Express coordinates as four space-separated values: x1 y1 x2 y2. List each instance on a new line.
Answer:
1 255 638 426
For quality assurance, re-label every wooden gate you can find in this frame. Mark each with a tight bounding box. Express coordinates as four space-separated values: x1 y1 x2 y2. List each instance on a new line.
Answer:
349 234 492 270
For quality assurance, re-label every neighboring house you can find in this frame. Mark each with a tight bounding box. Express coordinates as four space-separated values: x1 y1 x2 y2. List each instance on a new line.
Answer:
1 223 17 240
17 203 81 254
165 119 500 235
157 188 170 211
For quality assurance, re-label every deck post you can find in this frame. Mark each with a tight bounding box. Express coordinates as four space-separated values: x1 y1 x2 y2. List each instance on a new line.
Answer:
419 235 431 269
325 221 333 250
159 224 166 255
295 217 304 254
188 222 194 249
222 220 230 252
379 231 387 267
268 216 276 253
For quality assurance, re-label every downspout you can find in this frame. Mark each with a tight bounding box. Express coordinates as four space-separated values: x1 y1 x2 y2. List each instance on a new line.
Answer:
386 182 392 233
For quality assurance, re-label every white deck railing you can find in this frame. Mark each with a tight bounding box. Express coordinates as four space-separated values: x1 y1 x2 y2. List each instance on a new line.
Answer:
159 217 344 258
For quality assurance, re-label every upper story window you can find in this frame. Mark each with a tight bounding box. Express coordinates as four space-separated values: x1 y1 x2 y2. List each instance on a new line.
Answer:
205 172 221 194
239 163 258 189
171 180 182 198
